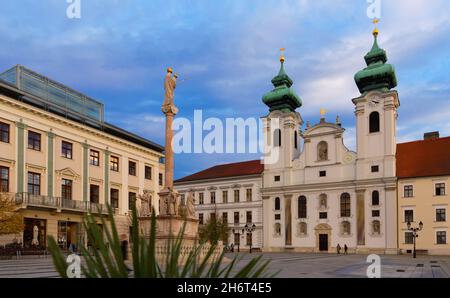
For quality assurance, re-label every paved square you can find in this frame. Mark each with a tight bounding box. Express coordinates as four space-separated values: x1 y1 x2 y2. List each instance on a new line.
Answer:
225 253 450 278
0 253 449 278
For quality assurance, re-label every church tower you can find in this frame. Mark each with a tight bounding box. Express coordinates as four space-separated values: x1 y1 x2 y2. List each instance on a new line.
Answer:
352 21 399 253
261 50 303 185
353 21 399 180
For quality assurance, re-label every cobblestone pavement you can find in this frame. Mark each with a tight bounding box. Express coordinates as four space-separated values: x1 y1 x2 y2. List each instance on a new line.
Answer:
0 253 449 278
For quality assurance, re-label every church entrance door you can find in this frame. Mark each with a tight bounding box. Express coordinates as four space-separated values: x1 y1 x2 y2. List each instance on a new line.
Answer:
319 234 328 251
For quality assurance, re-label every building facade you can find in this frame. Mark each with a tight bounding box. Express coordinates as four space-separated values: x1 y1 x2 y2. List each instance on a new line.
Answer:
175 160 264 250
0 65 164 250
397 134 450 255
260 29 398 254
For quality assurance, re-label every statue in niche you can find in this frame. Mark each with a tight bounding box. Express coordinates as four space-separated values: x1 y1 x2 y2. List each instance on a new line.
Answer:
274 223 281 236
373 221 381 235
317 141 328 161
186 192 196 219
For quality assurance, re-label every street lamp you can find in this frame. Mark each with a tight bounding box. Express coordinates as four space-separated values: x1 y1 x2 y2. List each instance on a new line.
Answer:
244 223 256 253
231 227 244 253
407 221 423 258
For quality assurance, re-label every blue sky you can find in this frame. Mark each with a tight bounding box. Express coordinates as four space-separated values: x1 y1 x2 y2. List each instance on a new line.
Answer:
1 0 449 179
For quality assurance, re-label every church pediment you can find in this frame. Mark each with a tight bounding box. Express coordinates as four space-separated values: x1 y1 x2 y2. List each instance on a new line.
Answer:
304 122 344 137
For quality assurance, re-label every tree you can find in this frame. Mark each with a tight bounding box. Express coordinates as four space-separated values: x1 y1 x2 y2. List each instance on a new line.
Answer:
0 193 23 235
199 216 229 245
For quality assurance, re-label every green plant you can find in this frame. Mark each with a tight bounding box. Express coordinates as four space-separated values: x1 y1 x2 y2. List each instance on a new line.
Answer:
199 216 229 245
47 203 277 278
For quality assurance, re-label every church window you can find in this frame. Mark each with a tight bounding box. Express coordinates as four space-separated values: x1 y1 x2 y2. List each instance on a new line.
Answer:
298 196 307 219
274 129 281 147
274 197 281 210
319 171 326 177
317 141 328 161
371 165 379 173
340 193 351 217
372 191 380 206
274 175 280 182
369 112 380 133
294 131 298 149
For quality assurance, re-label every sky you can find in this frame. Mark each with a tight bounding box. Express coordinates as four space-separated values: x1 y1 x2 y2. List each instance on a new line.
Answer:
0 0 449 179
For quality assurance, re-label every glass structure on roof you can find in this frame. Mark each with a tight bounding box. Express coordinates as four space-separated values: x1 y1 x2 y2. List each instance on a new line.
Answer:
0 65 104 122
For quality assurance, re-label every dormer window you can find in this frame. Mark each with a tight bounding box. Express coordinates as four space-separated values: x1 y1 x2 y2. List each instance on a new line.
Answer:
317 141 328 161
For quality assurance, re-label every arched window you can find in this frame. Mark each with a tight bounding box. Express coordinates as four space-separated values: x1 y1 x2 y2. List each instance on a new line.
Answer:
298 196 307 219
319 194 327 209
294 131 298 149
372 191 379 206
369 112 380 133
372 220 381 235
341 221 351 235
274 197 280 211
274 129 282 147
274 223 281 236
340 193 351 217
317 141 328 161
298 222 307 235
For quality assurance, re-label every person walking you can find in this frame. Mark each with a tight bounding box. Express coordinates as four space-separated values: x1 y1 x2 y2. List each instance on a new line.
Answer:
336 243 341 254
344 244 348 255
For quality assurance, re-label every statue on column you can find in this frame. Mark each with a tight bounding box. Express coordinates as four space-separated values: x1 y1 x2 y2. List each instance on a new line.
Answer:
162 67 178 112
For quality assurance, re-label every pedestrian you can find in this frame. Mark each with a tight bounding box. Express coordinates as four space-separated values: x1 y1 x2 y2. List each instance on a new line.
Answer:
344 244 348 254
336 243 341 254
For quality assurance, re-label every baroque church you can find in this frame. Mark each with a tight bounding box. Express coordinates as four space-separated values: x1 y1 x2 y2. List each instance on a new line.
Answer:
260 26 398 253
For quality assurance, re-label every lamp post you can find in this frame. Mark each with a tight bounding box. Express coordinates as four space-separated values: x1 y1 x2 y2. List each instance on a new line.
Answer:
232 228 244 253
407 221 423 258
245 223 256 253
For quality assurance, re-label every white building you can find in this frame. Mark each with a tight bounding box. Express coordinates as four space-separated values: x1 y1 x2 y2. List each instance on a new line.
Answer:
261 29 399 253
174 160 264 251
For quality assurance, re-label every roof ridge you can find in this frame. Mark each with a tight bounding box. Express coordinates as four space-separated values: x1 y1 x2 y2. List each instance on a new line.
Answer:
397 136 450 146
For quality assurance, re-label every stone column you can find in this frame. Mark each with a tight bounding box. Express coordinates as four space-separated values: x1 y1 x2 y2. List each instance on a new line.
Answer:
284 194 292 246
47 131 55 197
16 121 26 193
356 189 366 246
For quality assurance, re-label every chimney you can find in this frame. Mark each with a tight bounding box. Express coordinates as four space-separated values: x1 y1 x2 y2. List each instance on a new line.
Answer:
424 131 440 140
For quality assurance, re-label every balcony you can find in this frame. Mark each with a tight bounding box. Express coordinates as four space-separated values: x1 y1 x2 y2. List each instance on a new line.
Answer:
14 193 109 215
15 193 58 209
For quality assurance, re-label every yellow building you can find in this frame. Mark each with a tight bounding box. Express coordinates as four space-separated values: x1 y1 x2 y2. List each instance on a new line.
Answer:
397 132 450 255
0 65 164 250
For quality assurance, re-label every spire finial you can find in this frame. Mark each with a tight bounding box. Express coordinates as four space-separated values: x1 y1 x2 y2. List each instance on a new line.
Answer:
320 108 327 117
372 18 379 37
280 48 285 63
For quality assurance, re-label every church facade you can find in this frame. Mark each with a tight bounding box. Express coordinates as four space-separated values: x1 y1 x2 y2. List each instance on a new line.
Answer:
260 28 399 254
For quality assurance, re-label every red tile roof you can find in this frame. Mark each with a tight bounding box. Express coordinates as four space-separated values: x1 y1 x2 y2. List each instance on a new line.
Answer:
175 159 263 183
397 136 450 179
